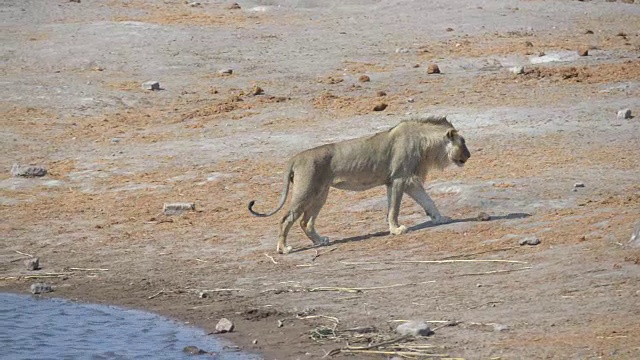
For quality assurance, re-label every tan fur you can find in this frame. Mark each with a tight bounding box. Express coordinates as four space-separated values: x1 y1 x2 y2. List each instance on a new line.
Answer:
248 115 471 254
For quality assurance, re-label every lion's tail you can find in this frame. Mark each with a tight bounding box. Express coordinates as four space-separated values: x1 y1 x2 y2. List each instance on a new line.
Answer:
248 161 294 217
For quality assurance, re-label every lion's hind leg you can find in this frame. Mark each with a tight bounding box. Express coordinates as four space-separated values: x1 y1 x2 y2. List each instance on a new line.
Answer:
278 204 304 254
300 193 330 247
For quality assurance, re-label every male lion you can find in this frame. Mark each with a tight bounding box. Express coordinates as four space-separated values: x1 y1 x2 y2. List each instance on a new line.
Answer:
249 115 471 254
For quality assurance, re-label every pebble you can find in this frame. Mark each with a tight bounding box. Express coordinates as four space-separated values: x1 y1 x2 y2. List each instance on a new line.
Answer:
249 85 264 96
617 108 632 119
163 202 196 215
10 164 47 178
218 68 233 75
407 98 414 103
25 257 40 271
525 41 534 47
427 63 440 74
227 2 241 10
395 47 409 53
142 81 160 91
519 236 540 246
477 212 491 221
358 74 370 82
277 319 284 328
372 103 388 111
395 321 432 337
577 46 589 56
376 90 387 97
188 2 201 7
509 66 525 75
629 222 640 247
492 323 510 332
30 283 53 295
214 318 234 333
183 346 206 355
252 339 258 345
110 138 121 144
574 182 585 188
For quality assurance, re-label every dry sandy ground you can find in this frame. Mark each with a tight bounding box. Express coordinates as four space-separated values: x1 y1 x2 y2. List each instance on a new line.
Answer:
1 0 640 359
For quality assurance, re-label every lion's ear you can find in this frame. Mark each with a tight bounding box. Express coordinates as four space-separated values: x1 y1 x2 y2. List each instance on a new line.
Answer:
446 129 458 140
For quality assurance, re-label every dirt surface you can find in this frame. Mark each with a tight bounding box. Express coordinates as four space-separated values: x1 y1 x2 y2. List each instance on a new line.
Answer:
2 0 640 359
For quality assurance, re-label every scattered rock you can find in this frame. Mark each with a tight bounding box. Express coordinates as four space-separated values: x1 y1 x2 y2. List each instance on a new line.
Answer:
477 212 491 221
407 98 414 103
372 103 388 111
183 346 207 355
427 64 440 74
584 29 594 34
198 291 208 299
226 2 241 10
249 85 264 96
11 164 47 178
142 81 160 90
163 202 196 215
574 182 585 188
218 68 233 75
538 51 546 57
509 66 525 75
395 321 432 337
519 236 540 246
277 319 284 328
620 0 634 3
445 27 454 32
492 323 510 332
30 283 53 295
525 41 534 47
617 108 632 119
577 46 589 56
629 222 640 247
110 138 121 144
188 2 201 7
214 318 234 333
358 74 370 82
395 47 409 54
252 339 258 345
69 0 81 3
376 90 387 97
412 63 420 68
25 257 40 271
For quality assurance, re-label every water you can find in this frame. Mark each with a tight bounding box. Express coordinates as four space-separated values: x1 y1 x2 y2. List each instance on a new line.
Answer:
0 293 260 360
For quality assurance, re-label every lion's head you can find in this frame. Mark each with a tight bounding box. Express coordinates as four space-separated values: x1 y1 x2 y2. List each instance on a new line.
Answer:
445 129 470 167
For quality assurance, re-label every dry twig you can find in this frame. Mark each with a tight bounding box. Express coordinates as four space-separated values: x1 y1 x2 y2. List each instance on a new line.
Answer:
339 349 450 357
309 281 435 293
457 266 532 276
14 250 34 257
148 289 165 299
264 253 278 264
68 267 109 271
312 247 337 261
341 259 527 265
296 315 340 323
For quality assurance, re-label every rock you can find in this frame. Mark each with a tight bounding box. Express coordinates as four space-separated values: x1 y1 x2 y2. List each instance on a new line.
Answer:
577 46 589 56
215 318 234 333
30 283 53 295
445 27 454 32
574 182 585 188
183 346 207 355
376 90 387 97
249 85 264 96
142 81 160 90
509 66 525 75
412 63 420 68
252 339 258 344
525 41 534 47
218 68 233 75
227 2 241 10
188 2 201 7
395 47 409 54
358 74 370 82
163 202 196 215
372 103 388 112
198 291 208 299
492 323 510 332
395 321 432 337
407 98 414 103
69 0 81 3
11 164 48 178
584 29 594 34
629 222 640 247
519 236 540 246
277 319 284 328
427 64 440 74
477 212 491 221
25 257 40 271
110 138 121 144
617 108 632 119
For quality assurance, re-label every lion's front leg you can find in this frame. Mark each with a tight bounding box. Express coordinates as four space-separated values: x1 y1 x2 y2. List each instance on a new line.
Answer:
405 184 451 225
386 182 408 235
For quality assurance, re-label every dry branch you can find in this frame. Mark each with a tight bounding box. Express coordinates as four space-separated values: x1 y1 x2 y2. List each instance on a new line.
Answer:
312 247 337 261
296 315 340 323
341 259 527 265
264 253 278 264
340 349 451 357
457 266 532 276
346 334 411 350
68 267 109 271
309 281 435 293
14 250 34 257
148 289 165 299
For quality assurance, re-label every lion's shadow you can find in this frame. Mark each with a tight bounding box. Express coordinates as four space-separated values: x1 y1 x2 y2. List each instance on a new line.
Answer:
290 212 530 253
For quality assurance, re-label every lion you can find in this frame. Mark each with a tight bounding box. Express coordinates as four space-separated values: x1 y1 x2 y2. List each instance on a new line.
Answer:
248 115 471 254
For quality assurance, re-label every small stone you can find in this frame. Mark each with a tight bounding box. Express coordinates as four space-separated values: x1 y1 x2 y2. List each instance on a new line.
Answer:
69 0 81 3
509 66 525 75
227 2 241 10
376 90 387 97
215 318 234 333
584 29 594 34
188 2 201 7
11 164 47 178
142 81 160 90
372 103 388 112
538 51 546 57
277 319 284 328
617 108 632 119
492 323 510 332
30 283 53 295
198 291 208 299
396 321 432 337
249 85 264 96
519 236 540 246
252 339 258 345
629 222 640 247
395 47 409 53
358 74 370 82
525 41 534 47
163 202 196 215
445 27 454 32
407 98 414 103
25 257 40 271
218 68 233 75
427 64 440 74
477 212 491 221
574 182 585 188
412 63 420 68
183 346 206 355
577 46 589 56
110 138 121 144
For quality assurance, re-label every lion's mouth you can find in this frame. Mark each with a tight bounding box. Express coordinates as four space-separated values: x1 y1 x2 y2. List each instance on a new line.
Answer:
453 159 466 167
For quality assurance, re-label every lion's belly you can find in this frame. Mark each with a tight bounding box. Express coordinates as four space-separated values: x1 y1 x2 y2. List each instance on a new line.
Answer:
331 177 385 191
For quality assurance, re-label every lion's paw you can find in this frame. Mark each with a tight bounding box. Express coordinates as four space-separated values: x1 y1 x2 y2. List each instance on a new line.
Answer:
433 216 452 225
277 245 293 254
390 225 408 235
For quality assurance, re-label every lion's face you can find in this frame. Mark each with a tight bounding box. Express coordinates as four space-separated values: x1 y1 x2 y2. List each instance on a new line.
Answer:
446 129 471 167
